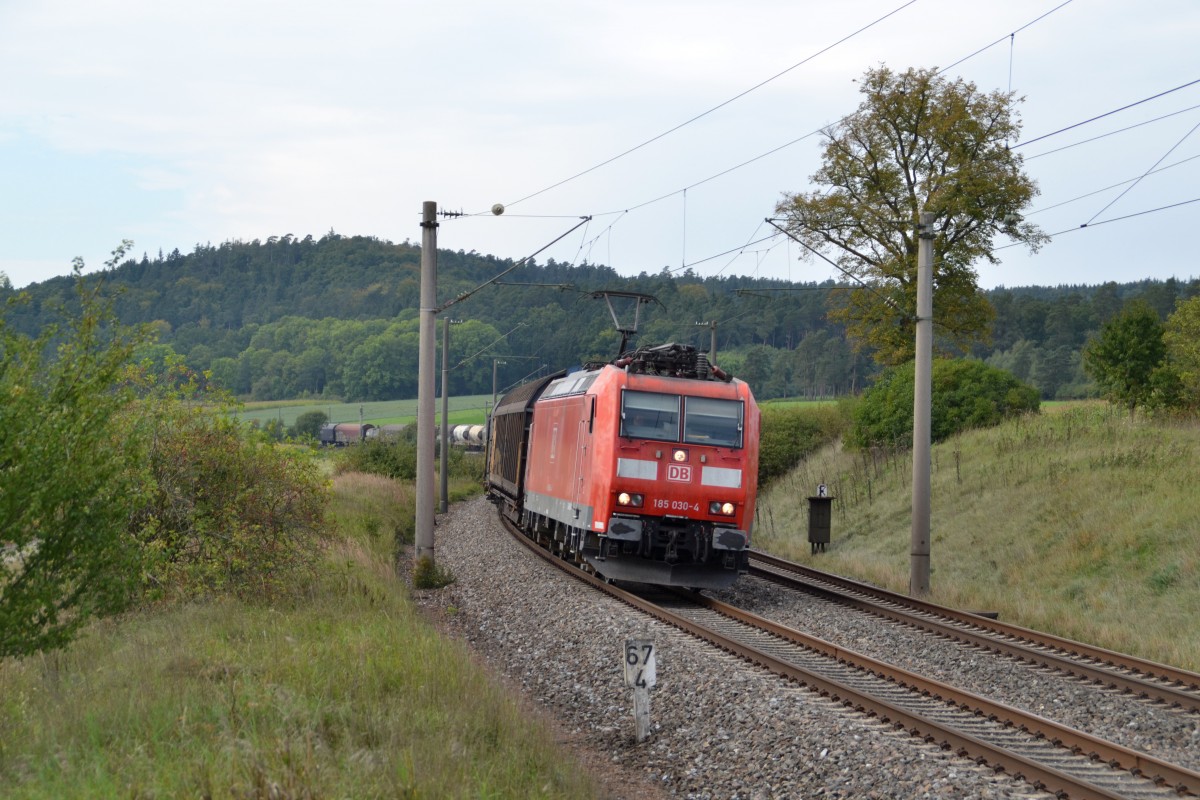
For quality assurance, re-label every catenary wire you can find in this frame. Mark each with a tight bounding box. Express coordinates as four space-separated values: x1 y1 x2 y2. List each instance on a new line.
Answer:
938 0 1075 75
991 196 1200 253
465 3 1146 286
499 0 918 211
673 74 1200 279
568 2 1078 221
535 1 1084 237
1084 118 1200 224
1015 78 1200 150
1024 103 1200 161
1025 154 1200 216
667 219 769 276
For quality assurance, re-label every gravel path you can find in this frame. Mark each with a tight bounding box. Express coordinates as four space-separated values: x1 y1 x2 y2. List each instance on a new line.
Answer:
417 497 1051 799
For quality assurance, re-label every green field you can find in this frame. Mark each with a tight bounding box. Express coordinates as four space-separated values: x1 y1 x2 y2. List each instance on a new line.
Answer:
240 392 843 429
237 394 492 428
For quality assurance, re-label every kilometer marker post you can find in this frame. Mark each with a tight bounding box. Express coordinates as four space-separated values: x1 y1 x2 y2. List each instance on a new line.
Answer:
624 639 656 742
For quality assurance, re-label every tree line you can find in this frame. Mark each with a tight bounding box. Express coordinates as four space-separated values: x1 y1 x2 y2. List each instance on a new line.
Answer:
3 234 1196 404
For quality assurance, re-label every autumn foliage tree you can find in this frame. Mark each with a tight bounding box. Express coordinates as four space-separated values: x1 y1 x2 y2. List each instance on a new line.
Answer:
776 65 1048 365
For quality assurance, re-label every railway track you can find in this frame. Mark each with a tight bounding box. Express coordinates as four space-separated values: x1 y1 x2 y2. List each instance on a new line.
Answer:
499 514 1200 799
747 550 1200 715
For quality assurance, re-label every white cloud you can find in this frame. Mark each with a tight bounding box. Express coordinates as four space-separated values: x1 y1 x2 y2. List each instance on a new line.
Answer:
1 0 1198 287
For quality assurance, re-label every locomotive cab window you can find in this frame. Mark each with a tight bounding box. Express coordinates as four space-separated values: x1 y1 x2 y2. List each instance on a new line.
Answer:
683 397 743 448
621 391 680 441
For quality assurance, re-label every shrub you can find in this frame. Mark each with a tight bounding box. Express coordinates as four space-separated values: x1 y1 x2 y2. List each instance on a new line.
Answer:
757 404 848 486
128 363 329 604
337 437 419 479
336 426 483 484
1 260 147 657
848 358 1039 449
3 249 334 656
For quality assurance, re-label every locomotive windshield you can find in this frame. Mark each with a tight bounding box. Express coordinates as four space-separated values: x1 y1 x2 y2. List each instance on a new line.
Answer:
621 391 680 440
621 391 743 448
683 396 743 448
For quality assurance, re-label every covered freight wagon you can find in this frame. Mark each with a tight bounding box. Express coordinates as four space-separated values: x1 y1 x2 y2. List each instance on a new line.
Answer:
318 422 376 446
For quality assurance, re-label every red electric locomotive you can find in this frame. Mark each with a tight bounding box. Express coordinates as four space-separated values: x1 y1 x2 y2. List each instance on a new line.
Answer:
487 342 759 589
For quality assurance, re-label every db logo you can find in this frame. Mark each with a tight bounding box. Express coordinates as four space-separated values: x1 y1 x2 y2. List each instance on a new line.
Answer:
666 464 692 482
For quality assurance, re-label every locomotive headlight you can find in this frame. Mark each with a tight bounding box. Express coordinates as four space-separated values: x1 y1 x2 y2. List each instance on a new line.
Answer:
672 448 689 462
617 492 644 508
709 501 736 516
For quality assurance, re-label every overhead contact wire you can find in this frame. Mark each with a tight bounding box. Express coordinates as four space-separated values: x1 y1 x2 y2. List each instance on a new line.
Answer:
479 1 1091 282
939 0 1075 75
1026 154 1200 215
1016 78 1200 149
991 197 1200 253
1025 103 1200 160
501 0 918 211
588 2 1080 223
1084 118 1200 224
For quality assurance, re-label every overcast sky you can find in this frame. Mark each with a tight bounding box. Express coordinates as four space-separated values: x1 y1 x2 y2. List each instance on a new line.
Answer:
2 0 1198 291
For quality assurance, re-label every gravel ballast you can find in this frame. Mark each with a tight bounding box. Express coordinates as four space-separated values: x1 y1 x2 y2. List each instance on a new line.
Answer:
417 497 1056 799
715 575 1200 773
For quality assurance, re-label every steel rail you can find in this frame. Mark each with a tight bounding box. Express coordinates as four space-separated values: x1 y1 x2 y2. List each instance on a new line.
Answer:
690 591 1199 797
748 550 1200 703
497 514 1200 799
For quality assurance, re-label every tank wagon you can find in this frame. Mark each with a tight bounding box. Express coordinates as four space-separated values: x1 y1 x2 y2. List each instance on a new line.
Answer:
451 424 487 449
486 342 759 589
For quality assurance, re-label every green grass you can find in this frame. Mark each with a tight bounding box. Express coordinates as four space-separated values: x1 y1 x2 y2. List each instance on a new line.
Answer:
759 398 840 408
755 401 1200 671
0 472 597 799
238 395 492 428
244 392 839 429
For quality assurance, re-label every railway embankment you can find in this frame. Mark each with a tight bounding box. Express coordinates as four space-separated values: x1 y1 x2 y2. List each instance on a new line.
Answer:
755 401 1200 671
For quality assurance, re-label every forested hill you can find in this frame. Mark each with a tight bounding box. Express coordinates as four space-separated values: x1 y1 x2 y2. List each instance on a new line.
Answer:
7 233 829 334
3 233 1196 403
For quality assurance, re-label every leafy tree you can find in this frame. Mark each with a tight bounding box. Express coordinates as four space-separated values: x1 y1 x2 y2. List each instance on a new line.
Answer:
985 338 1036 383
291 410 330 440
739 345 775 397
342 324 419 401
848 359 1039 449
1082 301 1166 419
1031 345 1079 400
1 250 148 658
1164 295 1200 408
776 65 1048 365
